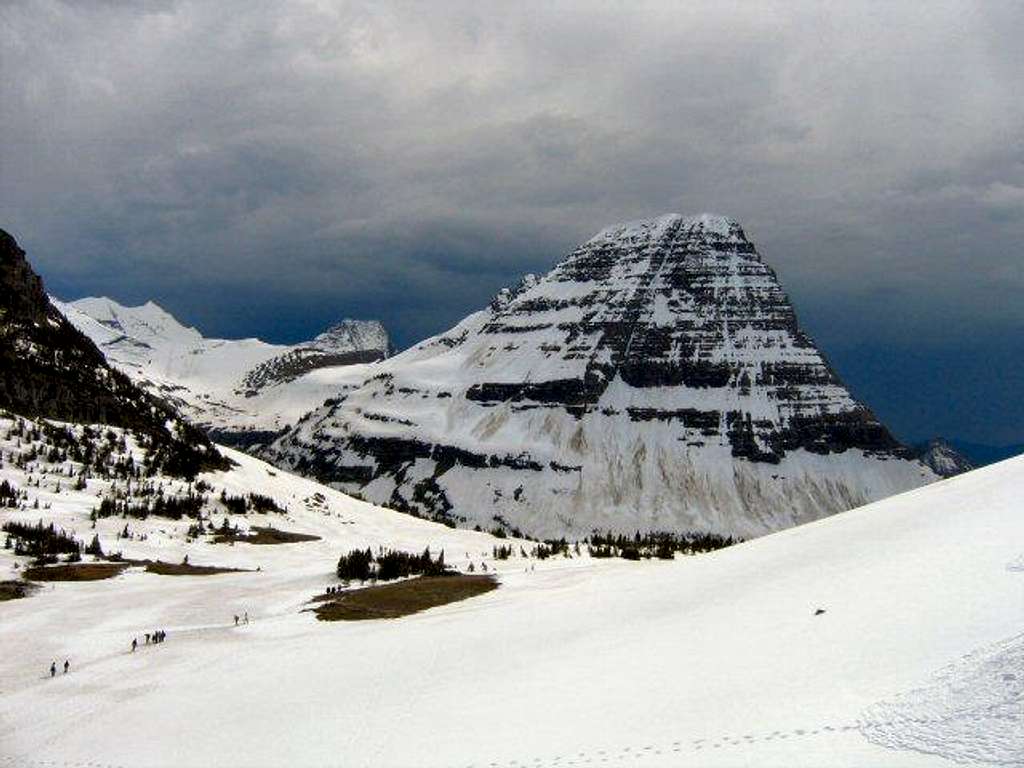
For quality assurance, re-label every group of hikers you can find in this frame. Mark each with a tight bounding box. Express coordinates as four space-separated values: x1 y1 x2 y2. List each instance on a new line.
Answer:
130 629 167 652
49 611 250 679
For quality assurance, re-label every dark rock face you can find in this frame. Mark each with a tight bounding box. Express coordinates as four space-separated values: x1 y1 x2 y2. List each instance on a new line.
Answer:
0 229 228 477
474 214 902 460
240 349 385 396
264 214 934 537
239 319 390 396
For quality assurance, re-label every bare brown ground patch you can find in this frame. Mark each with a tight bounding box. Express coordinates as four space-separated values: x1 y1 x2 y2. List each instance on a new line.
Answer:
311 574 498 621
143 560 249 576
23 563 129 582
0 579 39 600
214 526 320 546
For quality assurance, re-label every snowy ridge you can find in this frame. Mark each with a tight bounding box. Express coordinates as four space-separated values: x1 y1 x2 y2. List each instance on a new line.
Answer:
54 297 390 443
265 213 936 537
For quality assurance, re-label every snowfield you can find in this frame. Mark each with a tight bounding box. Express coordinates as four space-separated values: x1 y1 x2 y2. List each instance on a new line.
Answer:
1 445 1022 767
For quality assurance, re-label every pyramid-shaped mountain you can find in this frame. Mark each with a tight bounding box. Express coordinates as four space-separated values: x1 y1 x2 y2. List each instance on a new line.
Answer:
266 214 936 537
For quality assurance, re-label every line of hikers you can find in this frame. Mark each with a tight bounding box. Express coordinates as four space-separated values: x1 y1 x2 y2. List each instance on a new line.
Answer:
130 629 167 652
51 614 258 676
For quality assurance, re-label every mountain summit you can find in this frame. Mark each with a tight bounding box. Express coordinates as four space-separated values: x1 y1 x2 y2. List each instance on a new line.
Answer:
265 214 936 537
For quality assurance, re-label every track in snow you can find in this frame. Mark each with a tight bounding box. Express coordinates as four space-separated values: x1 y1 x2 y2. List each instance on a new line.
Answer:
860 632 1024 766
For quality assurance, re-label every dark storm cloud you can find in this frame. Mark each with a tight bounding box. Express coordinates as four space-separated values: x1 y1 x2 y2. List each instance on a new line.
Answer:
1 0 1023 443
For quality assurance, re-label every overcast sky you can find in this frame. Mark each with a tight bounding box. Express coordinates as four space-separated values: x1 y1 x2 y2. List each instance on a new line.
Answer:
2 1 1022 445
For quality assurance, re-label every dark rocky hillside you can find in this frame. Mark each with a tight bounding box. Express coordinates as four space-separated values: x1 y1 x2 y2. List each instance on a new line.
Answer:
0 229 229 478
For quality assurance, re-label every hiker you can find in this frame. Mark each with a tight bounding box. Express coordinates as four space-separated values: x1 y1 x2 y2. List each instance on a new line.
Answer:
145 632 150 645
50 661 56 678
63 659 69 674
234 614 239 626
243 612 248 625
132 638 138 652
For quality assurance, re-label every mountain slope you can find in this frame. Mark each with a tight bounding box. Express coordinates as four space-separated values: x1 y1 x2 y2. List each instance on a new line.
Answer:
2 437 1020 766
265 214 935 537
55 296 390 445
0 229 227 477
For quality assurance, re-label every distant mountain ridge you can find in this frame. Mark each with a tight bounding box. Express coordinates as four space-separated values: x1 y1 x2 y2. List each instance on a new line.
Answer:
54 296 390 446
264 213 936 538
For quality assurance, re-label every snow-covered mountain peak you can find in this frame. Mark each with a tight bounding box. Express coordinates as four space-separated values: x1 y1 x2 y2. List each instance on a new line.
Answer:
585 212 746 250
65 296 204 348
310 319 390 356
912 437 975 478
265 213 935 537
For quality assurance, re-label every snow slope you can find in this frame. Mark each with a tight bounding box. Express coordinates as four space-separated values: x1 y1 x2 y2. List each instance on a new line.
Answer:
53 296 389 442
1 435 1020 765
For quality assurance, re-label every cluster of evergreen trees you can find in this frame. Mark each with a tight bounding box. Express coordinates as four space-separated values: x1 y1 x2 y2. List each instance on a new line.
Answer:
2 519 81 562
2 418 138 480
336 546 450 582
219 490 286 515
1 412 227 487
0 479 17 507
585 530 739 560
93 491 206 521
248 493 285 513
